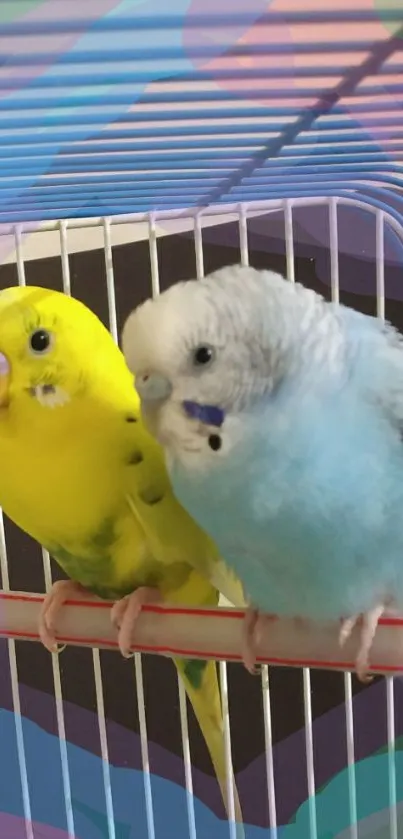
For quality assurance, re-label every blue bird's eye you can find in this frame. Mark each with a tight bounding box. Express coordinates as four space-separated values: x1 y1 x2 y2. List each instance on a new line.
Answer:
193 344 215 367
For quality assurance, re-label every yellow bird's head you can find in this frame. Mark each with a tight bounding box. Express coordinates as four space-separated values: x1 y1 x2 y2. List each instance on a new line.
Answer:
0 285 135 426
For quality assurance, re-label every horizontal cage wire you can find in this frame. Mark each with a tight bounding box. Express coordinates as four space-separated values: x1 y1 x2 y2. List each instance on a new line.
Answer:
0 198 401 839
0 4 402 839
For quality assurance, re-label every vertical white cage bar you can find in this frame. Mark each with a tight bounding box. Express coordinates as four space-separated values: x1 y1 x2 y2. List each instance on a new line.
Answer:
0 512 33 839
59 221 71 296
41 548 76 839
134 653 156 839
14 225 26 286
283 200 295 282
194 214 204 279
238 205 249 267
303 668 317 839
92 650 116 839
148 214 161 298
218 661 237 839
343 674 358 839
261 666 277 839
177 676 197 839
329 200 340 305
329 197 340 304
376 210 385 321
103 217 118 343
386 678 398 839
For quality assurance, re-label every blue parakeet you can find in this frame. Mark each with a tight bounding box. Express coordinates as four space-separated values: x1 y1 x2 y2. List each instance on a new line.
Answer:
122 264 403 682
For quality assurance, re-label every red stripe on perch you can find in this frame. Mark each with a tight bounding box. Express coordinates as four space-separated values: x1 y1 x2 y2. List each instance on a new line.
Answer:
0 590 402 676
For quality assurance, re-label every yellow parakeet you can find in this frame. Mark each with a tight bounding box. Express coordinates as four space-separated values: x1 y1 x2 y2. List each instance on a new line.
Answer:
0 285 245 828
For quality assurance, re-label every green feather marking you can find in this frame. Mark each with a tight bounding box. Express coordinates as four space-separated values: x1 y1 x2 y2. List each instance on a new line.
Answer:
45 543 119 599
44 516 124 599
87 515 116 551
183 658 208 690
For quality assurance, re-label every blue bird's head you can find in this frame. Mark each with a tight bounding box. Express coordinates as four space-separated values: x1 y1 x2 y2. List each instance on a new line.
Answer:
122 264 341 467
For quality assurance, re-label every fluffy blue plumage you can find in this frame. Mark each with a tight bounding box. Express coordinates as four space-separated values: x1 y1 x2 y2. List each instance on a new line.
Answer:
171 373 403 621
123 264 403 676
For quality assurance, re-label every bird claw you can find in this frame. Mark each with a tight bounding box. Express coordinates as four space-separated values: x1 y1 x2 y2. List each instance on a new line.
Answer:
339 603 385 683
241 608 275 675
39 579 88 653
111 586 162 658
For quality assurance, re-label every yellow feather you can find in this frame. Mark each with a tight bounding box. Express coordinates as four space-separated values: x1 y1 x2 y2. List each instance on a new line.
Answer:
0 286 245 830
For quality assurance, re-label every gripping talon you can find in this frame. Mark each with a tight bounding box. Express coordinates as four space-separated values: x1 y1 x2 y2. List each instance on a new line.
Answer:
39 580 89 653
111 586 162 658
241 608 274 675
241 608 260 674
339 604 385 683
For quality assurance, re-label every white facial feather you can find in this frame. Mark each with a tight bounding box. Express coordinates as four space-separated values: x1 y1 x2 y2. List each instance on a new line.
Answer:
32 384 71 409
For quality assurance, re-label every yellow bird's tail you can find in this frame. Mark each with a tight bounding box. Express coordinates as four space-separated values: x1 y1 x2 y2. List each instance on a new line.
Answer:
174 656 244 836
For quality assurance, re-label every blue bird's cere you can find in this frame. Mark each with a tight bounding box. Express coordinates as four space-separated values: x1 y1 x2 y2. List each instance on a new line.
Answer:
182 400 225 428
122 264 403 682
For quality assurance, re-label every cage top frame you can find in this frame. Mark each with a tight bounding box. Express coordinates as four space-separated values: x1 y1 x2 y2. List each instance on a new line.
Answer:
0 3 403 224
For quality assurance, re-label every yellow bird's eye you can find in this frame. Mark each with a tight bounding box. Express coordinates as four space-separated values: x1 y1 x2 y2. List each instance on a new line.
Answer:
28 329 53 356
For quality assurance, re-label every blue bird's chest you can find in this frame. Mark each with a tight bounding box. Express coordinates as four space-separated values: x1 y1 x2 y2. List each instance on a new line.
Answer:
172 398 403 619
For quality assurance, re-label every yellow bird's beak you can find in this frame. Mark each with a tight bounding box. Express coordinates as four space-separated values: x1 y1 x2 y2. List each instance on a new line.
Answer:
0 353 10 408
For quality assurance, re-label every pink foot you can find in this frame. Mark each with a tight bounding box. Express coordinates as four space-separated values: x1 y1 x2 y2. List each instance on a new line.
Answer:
241 607 275 675
39 580 89 653
339 603 385 683
110 587 162 658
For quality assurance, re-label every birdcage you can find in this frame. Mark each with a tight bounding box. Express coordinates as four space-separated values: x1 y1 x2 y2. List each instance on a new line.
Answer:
0 3 403 839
